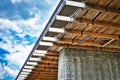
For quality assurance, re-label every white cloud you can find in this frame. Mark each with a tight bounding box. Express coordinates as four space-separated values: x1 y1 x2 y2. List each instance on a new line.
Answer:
0 13 43 78
11 0 23 4
0 12 45 79
0 13 44 36
5 44 34 68
0 18 23 33
4 66 19 78
0 63 5 79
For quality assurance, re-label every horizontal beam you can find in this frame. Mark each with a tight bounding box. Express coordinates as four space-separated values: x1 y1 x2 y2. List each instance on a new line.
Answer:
24 65 35 69
59 38 102 47
48 27 119 39
17 77 26 80
49 27 65 33
43 36 57 42
66 0 120 14
77 19 120 30
39 62 58 65
28 74 57 77
19 75 28 77
22 69 32 72
26 62 38 66
26 77 57 80
33 69 58 72
42 57 58 61
33 52 45 57
20 72 30 75
37 64 58 67
66 29 119 40
56 15 74 21
54 43 120 53
31 71 57 74
29 57 41 61
47 51 59 56
39 41 53 46
29 74 57 77
27 75 57 79
35 66 58 70
35 67 58 71
101 39 115 47
34 50 47 54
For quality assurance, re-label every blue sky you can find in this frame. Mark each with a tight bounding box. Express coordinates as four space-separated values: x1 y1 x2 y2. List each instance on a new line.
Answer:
0 0 59 80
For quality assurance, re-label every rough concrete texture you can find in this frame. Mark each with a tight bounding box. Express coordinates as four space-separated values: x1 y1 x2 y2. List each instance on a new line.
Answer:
58 48 120 80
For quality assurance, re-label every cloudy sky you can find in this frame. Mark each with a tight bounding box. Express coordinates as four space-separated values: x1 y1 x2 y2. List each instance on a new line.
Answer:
0 0 59 80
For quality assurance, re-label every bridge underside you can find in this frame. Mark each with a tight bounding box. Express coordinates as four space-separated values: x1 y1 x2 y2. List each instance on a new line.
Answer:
17 0 120 80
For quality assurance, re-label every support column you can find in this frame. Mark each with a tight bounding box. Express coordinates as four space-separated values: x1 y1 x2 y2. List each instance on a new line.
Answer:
58 48 120 80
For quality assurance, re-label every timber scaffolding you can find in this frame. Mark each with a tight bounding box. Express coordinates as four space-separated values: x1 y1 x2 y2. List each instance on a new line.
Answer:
16 0 120 80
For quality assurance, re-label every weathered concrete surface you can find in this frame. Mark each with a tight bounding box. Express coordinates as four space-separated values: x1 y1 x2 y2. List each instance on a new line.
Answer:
58 48 120 80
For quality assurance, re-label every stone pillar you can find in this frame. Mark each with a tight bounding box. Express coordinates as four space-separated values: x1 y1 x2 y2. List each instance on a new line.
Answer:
58 48 120 80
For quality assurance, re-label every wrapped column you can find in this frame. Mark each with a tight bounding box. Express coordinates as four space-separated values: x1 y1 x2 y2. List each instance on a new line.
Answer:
58 48 120 80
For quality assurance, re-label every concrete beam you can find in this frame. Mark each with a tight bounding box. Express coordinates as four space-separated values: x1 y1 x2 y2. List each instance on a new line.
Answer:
56 15 74 21
22 69 32 72
29 57 41 61
24 65 35 69
39 41 53 46
20 72 30 75
43 36 57 42
49 27 65 33
34 50 47 54
26 62 38 66
33 52 45 57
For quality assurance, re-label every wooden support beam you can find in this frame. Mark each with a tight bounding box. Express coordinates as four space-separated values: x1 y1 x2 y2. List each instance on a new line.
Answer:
31 71 57 74
38 60 58 64
29 74 57 77
66 0 120 14
43 55 58 58
33 69 58 72
42 57 59 61
39 62 58 65
101 39 115 47
35 65 58 69
59 38 102 47
54 43 120 53
66 29 119 40
34 68 58 71
76 19 120 30
47 51 59 56
37 64 58 68
27 75 57 79
35 68 58 71
27 76 57 80
27 77 57 80
29 73 57 77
